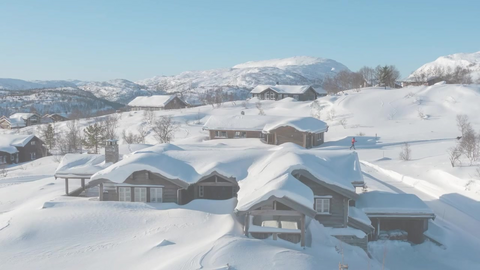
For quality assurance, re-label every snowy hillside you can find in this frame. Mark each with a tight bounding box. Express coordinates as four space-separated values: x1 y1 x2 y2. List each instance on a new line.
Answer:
2 84 480 269
408 51 480 81
0 78 78 90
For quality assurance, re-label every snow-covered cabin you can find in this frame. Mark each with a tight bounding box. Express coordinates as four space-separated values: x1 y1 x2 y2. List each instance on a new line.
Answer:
203 115 329 148
0 135 46 164
250 85 319 101
42 113 69 123
0 113 41 129
127 95 188 111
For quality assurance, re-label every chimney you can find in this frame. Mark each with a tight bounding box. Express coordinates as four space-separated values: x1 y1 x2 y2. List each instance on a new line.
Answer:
275 81 279 85
105 139 119 163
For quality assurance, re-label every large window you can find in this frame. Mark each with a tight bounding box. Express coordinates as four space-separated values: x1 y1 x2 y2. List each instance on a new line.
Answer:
315 197 331 214
119 187 131 202
234 131 246 138
215 131 227 138
150 188 163 203
134 187 147 202
30 152 36 160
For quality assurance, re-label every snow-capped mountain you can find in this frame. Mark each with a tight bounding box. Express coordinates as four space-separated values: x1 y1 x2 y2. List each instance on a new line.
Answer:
0 78 79 90
408 51 480 81
138 56 349 93
77 79 157 104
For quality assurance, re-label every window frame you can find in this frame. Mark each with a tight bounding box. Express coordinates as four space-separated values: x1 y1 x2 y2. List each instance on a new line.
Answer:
150 187 163 203
314 196 331 214
214 131 227 138
234 131 246 138
118 187 132 202
134 187 147 202
198 186 204 198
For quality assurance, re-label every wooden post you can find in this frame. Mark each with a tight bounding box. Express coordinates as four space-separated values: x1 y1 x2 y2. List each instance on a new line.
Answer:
377 218 381 240
81 178 85 190
303 134 307 148
300 214 306 247
99 183 104 201
131 187 135 202
177 189 182 205
244 213 250 237
65 178 69 195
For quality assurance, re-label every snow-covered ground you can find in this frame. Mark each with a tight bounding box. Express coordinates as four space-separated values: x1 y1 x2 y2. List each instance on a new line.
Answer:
1 84 480 269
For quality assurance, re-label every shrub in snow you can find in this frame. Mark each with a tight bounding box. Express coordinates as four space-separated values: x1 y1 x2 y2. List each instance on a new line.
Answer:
357 131 365 136
447 146 462 167
399 142 412 161
459 128 480 165
256 101 265 115
152 115 178 143
339 118 348 129
327 108 336 120
456 114 471 137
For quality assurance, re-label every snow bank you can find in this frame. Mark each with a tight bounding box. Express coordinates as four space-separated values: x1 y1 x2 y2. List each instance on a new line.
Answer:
203 115 279 131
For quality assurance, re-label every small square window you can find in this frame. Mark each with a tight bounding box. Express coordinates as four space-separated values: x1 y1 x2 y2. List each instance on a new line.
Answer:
315 198 330 214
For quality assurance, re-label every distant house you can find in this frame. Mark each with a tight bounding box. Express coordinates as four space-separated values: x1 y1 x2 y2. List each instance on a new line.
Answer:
0 135 47 164
42 113 69 123
127 95 188 111
203 115 329 148
250 85 319 101
0 113 41 129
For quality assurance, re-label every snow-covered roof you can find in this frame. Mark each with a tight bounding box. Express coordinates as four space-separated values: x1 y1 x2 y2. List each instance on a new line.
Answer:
348 206 372 227
203 115 281 131
9 113 38 119
313 87 327 94
203 115 328 134
90 142 363 213
356 191 435 218
0 134 35 153
251 85 313 94
263 117 328 134
127 95 177 108
54 154 110 178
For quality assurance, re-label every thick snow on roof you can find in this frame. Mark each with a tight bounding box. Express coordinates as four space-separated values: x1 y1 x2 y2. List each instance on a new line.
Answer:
349 206 372 226
204 115 284 131
128 95 176 108
203 115 328 134
55 154 109 178
0 135 35 153
356 191 435 217
9 113 37 119
263 117 328 133
313 87 327 94
251 85 312 94
91 142 363 212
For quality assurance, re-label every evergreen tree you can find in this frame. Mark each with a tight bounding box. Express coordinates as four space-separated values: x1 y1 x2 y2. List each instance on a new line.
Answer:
82 123 105 154
39 124 56 149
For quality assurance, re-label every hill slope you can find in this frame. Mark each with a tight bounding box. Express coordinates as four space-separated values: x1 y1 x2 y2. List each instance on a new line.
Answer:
408 51 480 81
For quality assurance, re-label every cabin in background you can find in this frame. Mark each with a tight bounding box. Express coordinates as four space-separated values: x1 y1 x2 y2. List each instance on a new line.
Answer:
203 115 328 148
250 85 319 101
0 135 47 164
0 113 41 129
128 95 188 111
42 113 69 123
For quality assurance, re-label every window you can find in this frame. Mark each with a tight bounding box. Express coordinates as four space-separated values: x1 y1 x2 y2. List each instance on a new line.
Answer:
10 155 15 162
31 141 35 145
119 187 131 202
234 131 246 138
266 91 276 100
198 186 204 198
215 131 227 138
150 188 163 203
293 95 299 100
134 187 147 202
315 197 330 214
30 152 36 160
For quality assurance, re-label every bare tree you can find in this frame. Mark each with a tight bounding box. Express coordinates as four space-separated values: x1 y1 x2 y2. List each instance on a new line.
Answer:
143 110 155 124
122 129 144 144
63 120 82 153
102 114 119 140
339 118 348 129
137 125 149 144
256 101 265 115
152 115 179 143
399 142 412 161
327 108 336 120
456 114 471 137
358 66 375 86
310 100 322 119
459 128 479 165
447 146 462 167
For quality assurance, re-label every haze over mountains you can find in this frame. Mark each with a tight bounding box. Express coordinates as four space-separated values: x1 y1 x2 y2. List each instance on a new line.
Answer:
1 52 479 105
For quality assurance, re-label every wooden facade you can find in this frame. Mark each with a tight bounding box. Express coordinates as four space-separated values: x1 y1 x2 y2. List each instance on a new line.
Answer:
0 136 46 164
182 173 238 204
251 87 318 101
0 151 18 164
208 130 263 140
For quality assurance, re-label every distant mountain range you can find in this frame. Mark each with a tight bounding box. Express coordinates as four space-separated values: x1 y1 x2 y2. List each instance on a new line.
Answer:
407 51 480 81
0 56 349 104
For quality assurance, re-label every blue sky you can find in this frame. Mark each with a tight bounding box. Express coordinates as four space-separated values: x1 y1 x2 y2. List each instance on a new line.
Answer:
1 0 479 81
